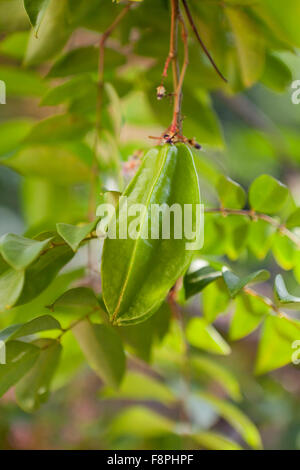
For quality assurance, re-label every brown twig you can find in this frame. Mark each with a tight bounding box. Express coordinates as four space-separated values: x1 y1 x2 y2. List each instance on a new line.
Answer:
205 207 300 249
243 287 300 330
181 0 227 83
88 3 132 221
162 0 178 79
170 6 189 134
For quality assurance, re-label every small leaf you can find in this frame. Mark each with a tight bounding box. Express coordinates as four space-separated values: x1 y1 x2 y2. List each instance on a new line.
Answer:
229 292 269 340
108 406 174 438
248 219 275 260
50 287 100 315
48 46 125 78
101 371 175 405
0 315 61 343
272 232 296 270
203 278 230 323
24 114 90 145
72 319 125 388
24 0 50 30
49 287 101 327
274 274 300 309
15 339 62 412
4 144 91 184
56 219 99 252
0 341 40 398
16 245 74 306
186 317 231 355
216 175 246 209
117 301 171 362
226 6 265 88
286 208 300 229
192 431 242 450
25 0 71 66
184 266 222 299
249 174 289 214
255 315 300 374
197 392 262 449
0 233 52 270
190 355 241 401
222 268 270 298
261 53 292 92
0 269 25 311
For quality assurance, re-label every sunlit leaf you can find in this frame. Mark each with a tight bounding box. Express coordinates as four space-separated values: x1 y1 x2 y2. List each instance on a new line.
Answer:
186 317 231 355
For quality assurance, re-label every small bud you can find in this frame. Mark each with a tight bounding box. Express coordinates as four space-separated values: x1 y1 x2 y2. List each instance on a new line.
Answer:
156 85 166 100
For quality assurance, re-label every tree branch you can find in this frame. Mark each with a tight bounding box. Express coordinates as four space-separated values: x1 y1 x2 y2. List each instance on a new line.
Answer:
205 207 300 249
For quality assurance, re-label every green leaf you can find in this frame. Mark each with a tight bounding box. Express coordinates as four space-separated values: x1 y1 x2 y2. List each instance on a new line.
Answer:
3 144 91 184
40 75 97 107
186 317 231 355
102 144 201 325
0 269 25 311
203 278 230 322
48 46 125 78
192 431 242 450
0 66 47 97
16 245 74 306
0 31 29 60
197 392 262 449
249 174 289 214
255 0 300 48
274 274 300 309
247 219 275 260
272 232 296 270
216 175 246 209
118 301 171 362
190 355 241 401
56 219 99 252
50 287 100 315
0 120 32 158
261 53 292 92
220 216 250 261
0 315 61 343
25 0 71 66
286 208 300 229
184 265 222 299
255 315 300 374
24 114 90 145
226 6 265 87
0 233 52 270
0 341 40 398
222 268 270 298
72 319 125 388
229 292 269 340
24 0 50 30
108 406 174 438
15 338 62 412
101 370 175 405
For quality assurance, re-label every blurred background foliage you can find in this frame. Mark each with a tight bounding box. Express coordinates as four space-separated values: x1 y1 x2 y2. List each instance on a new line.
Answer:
0 0 300 450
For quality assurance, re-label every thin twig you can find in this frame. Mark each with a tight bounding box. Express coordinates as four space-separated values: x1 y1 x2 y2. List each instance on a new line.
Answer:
244 287 300 330
181 0 227 83
171 6 189 133
205 208 300 249
88 3 132 221
162 0 178 78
